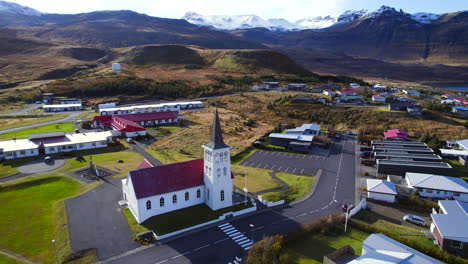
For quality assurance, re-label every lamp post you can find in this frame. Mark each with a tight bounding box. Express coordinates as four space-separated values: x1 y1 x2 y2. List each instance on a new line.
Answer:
51 239 59 264
244 174 248 206
249 224 255 242
344 206 351 232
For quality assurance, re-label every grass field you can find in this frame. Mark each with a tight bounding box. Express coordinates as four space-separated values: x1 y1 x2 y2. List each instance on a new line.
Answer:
150 126 184 137
0 114 67 131
0 122 75 140
232 165 281 193
261 173 315 202
124 203 253 236
0 158 36 178
0 254 25 264
281 228 369 264
444 159 468 180
0 175 82 263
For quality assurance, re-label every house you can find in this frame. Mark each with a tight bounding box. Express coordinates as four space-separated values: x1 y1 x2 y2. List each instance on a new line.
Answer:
323 90 336 96
452 106 468 117
263 81 279 88
336 95 364 103
252 84 269 90
58 98 82 105
430 200 468 256
376 160 451 177
42 92 55 104
405 173 468 202
0 139 39 160
268 133 314 153
396 96 409 102
43 104 82 112
366 179 397 203
99 101 203 116
122 110 234 223
458 139 468 151
347 233 442 263
441 94 455 100
454 97 465 105
446 140 459 149
292 96 315 103
287 83 308 90
373 84 387 91
372 94 386 102
407 105 423 116
350 83 361 88
286 123 320 135
388 102 415 111
441 99 455 105
336 89 356 96
384 129 410 140
94 112 178 138
403 89 420 97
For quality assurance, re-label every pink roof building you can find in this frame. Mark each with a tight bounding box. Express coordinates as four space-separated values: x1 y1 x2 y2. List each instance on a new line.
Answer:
384 129 410 140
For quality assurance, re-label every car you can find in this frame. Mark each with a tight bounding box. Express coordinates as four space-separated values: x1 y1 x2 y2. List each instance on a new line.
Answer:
126 138 134 143
335 134 341 139
44 156 53 164
403 215 426 226
348 131 357 135
35 101 42 104
342 203 355 212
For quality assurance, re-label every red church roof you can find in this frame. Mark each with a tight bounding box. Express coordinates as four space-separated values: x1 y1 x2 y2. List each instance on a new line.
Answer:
137 159 155 170
129 159 205 199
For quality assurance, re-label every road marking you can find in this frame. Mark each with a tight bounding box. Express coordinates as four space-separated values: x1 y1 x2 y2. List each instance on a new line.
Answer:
264 164 269 169
285 167 290 173
322 206 328 210
194 244 210 251
278 166 282 171
227 230 240 236
297 213 307 217
214 238 229 244
223 227 235 232
252 226 264 230
218 223 230 228
155 260 167 264
244 246 251 250
236 237 250 244
232 234 244 240
256 163 262 168
301 168 304 174
303 155 306 159
239 240 253 246
172 254 183 259
281 219 289 222
271 165 276 170
309 156 313 160
292 168 297 174
315 156 319 160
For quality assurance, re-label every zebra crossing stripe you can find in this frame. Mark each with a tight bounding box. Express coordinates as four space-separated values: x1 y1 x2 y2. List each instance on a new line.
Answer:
228 231 241 237
235 237 249 243
226 229 238 235
220 225 233 231
244 246 251 251
218 223 230 228
223 227 235 233
239 240 253 246
231 234 244 240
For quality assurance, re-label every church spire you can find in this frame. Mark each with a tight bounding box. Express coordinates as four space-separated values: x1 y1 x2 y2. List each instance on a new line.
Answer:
205 108 229 150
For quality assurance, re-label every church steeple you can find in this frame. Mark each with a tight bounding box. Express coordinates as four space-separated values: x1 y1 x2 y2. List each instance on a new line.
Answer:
205 109 229 150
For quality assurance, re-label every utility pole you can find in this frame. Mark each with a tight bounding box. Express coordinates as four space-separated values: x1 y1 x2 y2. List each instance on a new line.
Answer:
249 224 255 242
244 174 248 206
345 207 351 232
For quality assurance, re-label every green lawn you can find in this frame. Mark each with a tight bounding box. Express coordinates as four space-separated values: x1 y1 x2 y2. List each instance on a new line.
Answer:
261 173 315 202
0 176 82 263
444 159 468 180
0 158 37 179
0 114 67 131
281 228 369 264
58 151 145 177
0 254 25 264
124 202 253 236
232 165 281 193
0 122 75 140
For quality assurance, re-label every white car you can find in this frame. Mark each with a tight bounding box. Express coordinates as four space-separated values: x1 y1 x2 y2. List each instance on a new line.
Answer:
403 215 426 226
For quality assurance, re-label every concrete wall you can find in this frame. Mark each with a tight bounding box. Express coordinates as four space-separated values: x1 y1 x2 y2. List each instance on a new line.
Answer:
125 131 147 138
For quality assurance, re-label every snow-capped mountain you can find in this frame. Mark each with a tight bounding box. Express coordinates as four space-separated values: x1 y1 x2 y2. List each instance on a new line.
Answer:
0 0 43 16
183 12 336 31
411 12 441 24
336 6 442 25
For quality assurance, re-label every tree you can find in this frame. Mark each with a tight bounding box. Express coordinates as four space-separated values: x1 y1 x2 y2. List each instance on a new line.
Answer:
427 135 444 150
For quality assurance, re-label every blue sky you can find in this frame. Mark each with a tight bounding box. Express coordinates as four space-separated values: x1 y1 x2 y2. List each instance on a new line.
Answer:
8 0 468 21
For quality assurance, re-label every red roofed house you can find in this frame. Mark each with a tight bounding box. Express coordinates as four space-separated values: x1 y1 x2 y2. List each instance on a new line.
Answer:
454 97 465 105
384 129 410 141
336 88 356 96
441 94 455 99
93 112 178 137
372 94 386 102
122 110 234 223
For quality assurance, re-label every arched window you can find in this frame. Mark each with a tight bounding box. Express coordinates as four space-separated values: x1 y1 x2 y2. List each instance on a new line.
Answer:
197 189 201 198
207 189 210 200
217 168 221 178
215 153 219 162
220 190 225 201
224 152 229 161
172 194 177 204
220 154 224 162
223 167 227 176
209 168 212 175
146 200 151 210
160 197 165 207
185 192 189 201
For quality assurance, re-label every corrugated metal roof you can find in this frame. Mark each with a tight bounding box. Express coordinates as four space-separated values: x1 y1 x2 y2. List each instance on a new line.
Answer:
406 173 468 193
29 131 66 140
367 179 397 195
431 200 468 242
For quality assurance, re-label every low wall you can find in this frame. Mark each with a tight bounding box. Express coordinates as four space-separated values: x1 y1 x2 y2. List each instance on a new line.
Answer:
348 198 367 218
258 195 285 207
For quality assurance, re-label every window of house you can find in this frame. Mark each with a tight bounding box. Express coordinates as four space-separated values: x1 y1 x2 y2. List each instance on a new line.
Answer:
224 152 229 161
146 200 151 210
20 150 26 155
426 189 433 193
197 189 201 198
6 152 13 156
453 192 460 196
160 197 164 207
220 154 223 162
451 240 463 249
217 168 221 177
220 190 225 201
207 189 210 200
172 194 177 204
185 192 189 201
436 190 440 194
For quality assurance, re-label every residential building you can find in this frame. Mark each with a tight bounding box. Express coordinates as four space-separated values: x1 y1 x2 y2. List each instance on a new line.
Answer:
366 179 397 203
372 94 386 102
376 160 452 177
336 89 356 96
94 112 178 138
122 110 233 223
58 98 82 105
336 95 364 103
431 200 468 256
252 84 269 90
268 133 314 153
405 173 468 202
323 90 336 96
452 106 468 117
350 83 361 88
97 103 117 110
441 94 455 100
287 83 308 90
407 105 423 116
263 81 279 88
403 89 421 97
0 139 39 160
292 96 315 103
454 97 465 105
286 123 320 135
347 234 442 264
99 101 203 116
458 139 468 151
446 140 459 149
441 99 455 105
384 129 410 140
373 84 387 91
43 104 82 112
387 102 415 111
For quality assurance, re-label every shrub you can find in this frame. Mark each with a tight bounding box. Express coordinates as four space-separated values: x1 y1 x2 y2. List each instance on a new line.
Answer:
247 235 283 264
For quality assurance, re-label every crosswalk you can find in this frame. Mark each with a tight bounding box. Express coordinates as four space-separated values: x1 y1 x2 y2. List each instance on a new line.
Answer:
218 223 253 251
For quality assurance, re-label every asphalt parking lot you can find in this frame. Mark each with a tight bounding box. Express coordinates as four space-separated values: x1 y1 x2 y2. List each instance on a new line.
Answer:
239 151 322 176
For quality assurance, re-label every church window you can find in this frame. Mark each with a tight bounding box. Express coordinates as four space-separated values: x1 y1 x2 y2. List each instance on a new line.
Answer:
172 194 177 204
224 152 229 161
217 168 221 177
207 189 210 200
197 189 201 198
220 190 225 201
146 200 151 210
160 197 164 207
209 168 212 175
223 167 227 176
220 154 224 162
185 192 189 201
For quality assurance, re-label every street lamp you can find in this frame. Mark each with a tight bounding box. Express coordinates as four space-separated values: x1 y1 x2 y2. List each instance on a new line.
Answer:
51 239 59 264
249 224 255 242
244 174 248 206
344 206 351 232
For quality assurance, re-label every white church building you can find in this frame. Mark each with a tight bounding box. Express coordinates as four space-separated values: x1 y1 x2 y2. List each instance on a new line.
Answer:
122 109 234 224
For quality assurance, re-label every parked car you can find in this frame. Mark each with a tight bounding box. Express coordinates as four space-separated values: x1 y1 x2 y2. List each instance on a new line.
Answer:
342 203 355 212
44 156 53 164
126 138 134 143
403 215 426 226
348 131 357 135
35 101 42 104
360 151 373 157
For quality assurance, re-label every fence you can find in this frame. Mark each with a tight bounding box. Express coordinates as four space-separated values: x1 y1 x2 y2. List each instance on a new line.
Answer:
257 195 285 207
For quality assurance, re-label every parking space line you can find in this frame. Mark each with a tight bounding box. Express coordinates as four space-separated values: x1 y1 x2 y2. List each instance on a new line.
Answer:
292 168 297 174
271 165 276 170
285 167 290 173
303 155 306 159
263 164 269 169
301 168 304 174
256 163 262 168
278 166 282 171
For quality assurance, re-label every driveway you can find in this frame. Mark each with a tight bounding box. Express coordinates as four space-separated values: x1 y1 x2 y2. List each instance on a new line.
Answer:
66 178 138 260
367 201 431 229
18 159 65 173
130 142 162 166
239 151 320 176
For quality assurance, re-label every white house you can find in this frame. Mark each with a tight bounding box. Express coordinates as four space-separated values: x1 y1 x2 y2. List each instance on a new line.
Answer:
366 179 397 203
122 110 233 224
35 131 114 154
348 234 442 264
286 123 320 135
323 90 335 96
0 139 39 160
403 89 420 97
373 84 387 90
43 104 82 112
350 83 361 88
372 94 386 102
99 101 203 116
405 172 468 202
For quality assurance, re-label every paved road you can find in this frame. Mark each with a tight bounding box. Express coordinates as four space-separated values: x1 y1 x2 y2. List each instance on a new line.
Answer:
130 142 163 166
0 111 84 135
0 104 41 116
99 133 356 264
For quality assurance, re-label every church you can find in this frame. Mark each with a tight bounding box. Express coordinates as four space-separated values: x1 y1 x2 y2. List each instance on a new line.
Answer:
122 109 234 224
